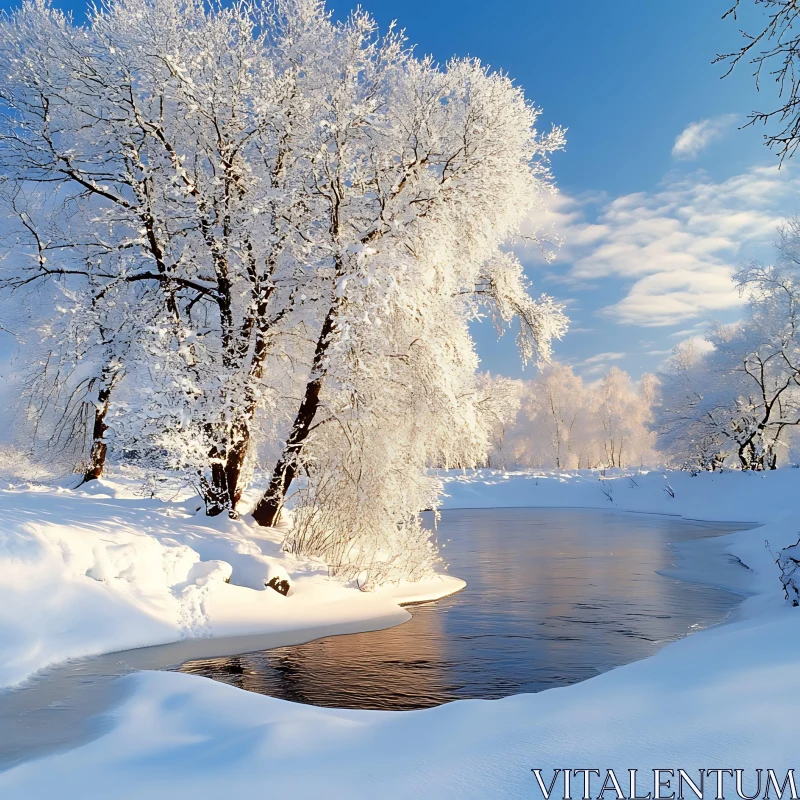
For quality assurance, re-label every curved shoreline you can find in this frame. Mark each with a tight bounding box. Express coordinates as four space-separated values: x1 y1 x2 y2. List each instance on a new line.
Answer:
398 583 467 606
0 506 757 773
0 577 464 771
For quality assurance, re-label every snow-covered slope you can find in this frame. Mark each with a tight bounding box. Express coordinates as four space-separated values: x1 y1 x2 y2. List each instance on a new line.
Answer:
3 604 799 799
1 468 799 799
440 467 796 523
0 476 463 688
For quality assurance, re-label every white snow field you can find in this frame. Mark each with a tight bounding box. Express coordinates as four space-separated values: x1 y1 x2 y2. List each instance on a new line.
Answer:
1 468 799 798
0 474 463 690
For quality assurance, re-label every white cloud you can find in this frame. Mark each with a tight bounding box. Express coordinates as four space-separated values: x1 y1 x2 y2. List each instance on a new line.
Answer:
581 364 610 377
607 267 741 326
677 336 715 357
672 115 738 160
572 351 628 378
669 323 711 339
517 164 800 328
579 351 627 365
517 191 608 271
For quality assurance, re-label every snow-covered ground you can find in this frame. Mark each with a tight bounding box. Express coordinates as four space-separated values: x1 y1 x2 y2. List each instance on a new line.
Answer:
1 468 799 798
0 473 463 689
440 466 795 523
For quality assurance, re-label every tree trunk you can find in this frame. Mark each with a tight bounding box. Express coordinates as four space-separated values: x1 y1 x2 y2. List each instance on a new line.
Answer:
738 439 761 471
252 306 337 527
81 381 113 483
738 443 750 471
203 427 251 516
203 268 283 517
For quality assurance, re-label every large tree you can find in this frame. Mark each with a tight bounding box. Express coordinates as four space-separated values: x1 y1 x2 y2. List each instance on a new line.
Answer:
0 0 329 507
250 50 568 526
0 0 567 581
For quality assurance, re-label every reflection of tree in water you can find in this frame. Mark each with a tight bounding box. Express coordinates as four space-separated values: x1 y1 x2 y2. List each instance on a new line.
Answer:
178 509 745 710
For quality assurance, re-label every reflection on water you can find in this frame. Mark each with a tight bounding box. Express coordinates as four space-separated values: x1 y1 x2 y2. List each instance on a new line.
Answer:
177 508 749 710
0 617 406 770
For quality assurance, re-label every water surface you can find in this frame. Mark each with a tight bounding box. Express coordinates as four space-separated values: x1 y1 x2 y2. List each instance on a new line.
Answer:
178 508 749 709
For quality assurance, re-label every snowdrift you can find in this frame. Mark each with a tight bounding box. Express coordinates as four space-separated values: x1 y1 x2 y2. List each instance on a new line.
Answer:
0 476 463 688
1 468 799 799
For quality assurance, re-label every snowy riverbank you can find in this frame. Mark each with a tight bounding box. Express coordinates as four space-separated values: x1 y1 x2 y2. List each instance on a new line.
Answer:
0 474 463 689
439 467 795 523
2 468 799 798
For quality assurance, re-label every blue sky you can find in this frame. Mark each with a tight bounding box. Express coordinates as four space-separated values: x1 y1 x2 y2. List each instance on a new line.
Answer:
2 0 795 381
350 0 800 380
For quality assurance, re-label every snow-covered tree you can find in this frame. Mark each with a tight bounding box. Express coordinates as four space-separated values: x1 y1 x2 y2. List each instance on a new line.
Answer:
656 221 800 470
498 363 656 470
654 340 732 471
250 41 568 577
593 366 656 469
250 45 567 528
506 363 586 469
0 0 338 507
0 183 151 480
0 0 567 582
479 374 524 470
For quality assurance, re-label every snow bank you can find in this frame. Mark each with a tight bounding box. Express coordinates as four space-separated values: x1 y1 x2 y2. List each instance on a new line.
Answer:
1 468 799 799
440 467 797 523
0 476 462 688
2 601 799 798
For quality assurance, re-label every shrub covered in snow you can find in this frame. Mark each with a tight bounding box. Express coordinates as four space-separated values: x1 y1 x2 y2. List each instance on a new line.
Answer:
777 536 800 607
